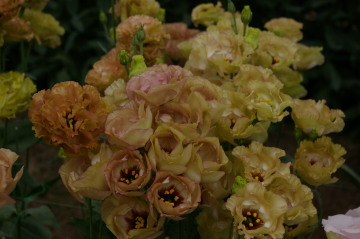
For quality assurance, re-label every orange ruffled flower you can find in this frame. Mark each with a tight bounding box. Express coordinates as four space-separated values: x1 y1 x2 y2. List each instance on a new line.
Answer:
0 0 24 22
29 81 108 154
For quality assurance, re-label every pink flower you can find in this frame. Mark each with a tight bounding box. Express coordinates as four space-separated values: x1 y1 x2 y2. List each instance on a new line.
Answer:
322 207 360 239
126 64 192 106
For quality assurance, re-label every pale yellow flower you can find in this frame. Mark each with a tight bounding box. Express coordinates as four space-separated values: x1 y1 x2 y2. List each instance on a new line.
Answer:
264 17 303 42
113 0 161 21
225 182 287 239
191 2 225 27
291 99 345 136
232 141 290 186
294 136 346 186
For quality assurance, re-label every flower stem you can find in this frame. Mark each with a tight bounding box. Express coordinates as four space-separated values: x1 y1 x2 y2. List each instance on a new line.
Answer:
2 118 8 147
87 198 94 239
111 0 117 44
341 164 360 189
232 13 238 35
0 47 5 72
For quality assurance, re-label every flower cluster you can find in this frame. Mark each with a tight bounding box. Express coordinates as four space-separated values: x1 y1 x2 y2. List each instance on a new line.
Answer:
0 0 65 48
28 1 347 239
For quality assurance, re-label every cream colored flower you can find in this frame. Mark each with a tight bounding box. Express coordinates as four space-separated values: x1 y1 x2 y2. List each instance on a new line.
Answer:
264 18 303 42
293 44 324 71
225 182 287 239
233 64 293 122
0 148 23 208
294 136 346 186
0 71 36 118
267 175 318 238
102 195 165 239
59 143 113 202
147 124 193 175
103 78 129 111
105 101 153 150
185 137 229 183
232 141 290 186
291 99 345 136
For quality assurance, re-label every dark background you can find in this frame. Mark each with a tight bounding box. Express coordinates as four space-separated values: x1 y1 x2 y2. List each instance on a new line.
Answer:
5 0 358 238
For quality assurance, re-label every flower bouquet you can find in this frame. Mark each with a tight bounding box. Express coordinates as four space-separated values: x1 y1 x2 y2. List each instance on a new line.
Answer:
3 0 355 238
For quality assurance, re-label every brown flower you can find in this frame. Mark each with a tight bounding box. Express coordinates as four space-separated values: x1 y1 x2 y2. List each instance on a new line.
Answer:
29 81 108 154
0 148 23 208
105 149 151 197
85 47 127 93
2 17 33 42
102 195 165 239
147 171 201 220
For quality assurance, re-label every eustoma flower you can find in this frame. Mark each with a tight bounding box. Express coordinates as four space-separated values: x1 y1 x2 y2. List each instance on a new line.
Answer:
0 148 23 208
29 81 108 154
147 171 201 220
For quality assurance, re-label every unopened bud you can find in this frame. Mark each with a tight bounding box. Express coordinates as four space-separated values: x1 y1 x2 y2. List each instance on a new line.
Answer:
129 55 147 78
241 5 252 25
227 0 236 14
136 25 146 43
99 11 107 25
309 129 318 141
119 50 131 66
231 176 247 194
155 8 166 23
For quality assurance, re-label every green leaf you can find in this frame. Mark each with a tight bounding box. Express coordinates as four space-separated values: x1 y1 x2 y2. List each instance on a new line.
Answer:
19 216 53 239
322 62 342 91
0 205 16 220
25 205 61 231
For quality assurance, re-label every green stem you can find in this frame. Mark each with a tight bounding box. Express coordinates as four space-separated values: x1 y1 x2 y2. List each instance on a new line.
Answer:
139 42 144 56
341 164 360 189
307 187 322 239
2 118 8 147
88 198 93 239
0 47 4 72
111 0 117 44
125 64 129 77
98 219 103 239
232 13 238 35
243 24 247 37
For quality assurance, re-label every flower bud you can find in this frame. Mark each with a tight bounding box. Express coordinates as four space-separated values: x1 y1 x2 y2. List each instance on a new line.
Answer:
227 0 236 14
231 176 246 194
129 55 147 78
99 11 107 25
118 49 130 66
136 25 146 43
241 5 252 25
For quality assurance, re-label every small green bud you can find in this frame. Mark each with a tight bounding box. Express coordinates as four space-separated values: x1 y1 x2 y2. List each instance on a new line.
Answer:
109 27 115 41
309 129 318 141
99 11 107 25
227 0 236 14
241 5 252 25
136 25 146 43
294 127 303 144
119 50 131 66
231 176 247 194
129 55 147 78
58 148 67 159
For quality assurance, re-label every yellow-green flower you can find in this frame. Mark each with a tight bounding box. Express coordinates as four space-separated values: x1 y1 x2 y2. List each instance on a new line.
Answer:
294 136 346 186
0 71 36 119
23 8 65 48
191 2 225 27
113 0 161 22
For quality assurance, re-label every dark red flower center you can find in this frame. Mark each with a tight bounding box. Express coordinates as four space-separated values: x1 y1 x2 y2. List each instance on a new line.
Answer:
126 210 148 232
242 208 263 230
250 169 265 182
158 186 183 207
119 166 140 185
